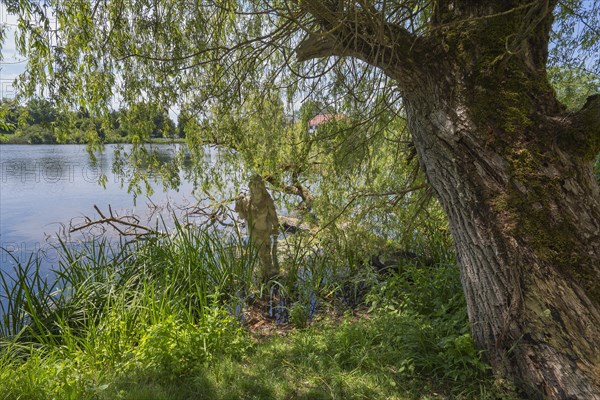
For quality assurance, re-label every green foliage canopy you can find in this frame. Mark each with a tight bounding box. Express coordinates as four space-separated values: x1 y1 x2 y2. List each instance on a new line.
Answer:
1 0 599 241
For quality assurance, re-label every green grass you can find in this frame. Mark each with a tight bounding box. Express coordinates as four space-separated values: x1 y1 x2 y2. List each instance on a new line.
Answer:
0 314 512 400
0 223 519 400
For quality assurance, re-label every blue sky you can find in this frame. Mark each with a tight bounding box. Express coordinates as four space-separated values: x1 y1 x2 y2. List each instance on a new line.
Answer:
1 4 26 98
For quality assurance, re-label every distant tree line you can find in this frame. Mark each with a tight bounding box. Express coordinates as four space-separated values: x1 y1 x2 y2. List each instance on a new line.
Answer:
0 98 183 144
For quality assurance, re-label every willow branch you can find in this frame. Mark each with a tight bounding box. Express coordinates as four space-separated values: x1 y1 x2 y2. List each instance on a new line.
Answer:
296 2 424 81
296 33 361 62
264 175 315 210
560 94 600 158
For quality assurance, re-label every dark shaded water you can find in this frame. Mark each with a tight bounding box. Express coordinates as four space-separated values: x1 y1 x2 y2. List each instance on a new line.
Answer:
0 144 196 272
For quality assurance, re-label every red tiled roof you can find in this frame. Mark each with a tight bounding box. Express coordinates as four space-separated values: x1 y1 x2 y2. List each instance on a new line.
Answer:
308 114 343 127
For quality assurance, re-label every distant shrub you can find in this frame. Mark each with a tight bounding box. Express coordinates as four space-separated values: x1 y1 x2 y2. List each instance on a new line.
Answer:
17 124 56 144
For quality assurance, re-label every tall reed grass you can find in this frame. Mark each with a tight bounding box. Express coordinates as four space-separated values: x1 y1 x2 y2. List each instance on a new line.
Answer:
0 221 255 351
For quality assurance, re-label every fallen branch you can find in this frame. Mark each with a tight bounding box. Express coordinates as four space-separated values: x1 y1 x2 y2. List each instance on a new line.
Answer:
70 205 161 238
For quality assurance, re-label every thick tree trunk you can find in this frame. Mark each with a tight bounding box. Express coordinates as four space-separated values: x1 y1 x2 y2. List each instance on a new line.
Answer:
297 1 600 397
402 78 600 398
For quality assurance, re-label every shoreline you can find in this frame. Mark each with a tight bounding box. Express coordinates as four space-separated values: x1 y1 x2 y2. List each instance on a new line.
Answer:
0 136 186 145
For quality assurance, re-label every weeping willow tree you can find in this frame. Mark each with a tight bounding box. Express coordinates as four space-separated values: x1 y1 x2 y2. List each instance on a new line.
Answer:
2 0 600 397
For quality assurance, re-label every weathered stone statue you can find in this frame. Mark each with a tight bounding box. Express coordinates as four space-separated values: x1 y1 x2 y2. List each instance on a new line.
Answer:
235 175 279 282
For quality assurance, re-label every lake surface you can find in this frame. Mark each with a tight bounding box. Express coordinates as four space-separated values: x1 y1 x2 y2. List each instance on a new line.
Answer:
0 144 197 272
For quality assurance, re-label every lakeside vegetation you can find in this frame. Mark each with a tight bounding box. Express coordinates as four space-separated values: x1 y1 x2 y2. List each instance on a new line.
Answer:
0 220 517 400
2 0 600 396
0 79 598 400
0 82 598 400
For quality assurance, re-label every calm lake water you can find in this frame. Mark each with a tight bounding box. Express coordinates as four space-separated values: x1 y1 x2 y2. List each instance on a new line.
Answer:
0 144 197 273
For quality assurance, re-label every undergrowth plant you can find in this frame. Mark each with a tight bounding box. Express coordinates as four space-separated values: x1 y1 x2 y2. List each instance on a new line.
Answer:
366 262 491 388
0 221 252 355
0 218 518 399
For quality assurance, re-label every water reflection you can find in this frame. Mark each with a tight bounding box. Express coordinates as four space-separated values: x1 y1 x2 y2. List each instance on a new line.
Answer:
0 144 197 272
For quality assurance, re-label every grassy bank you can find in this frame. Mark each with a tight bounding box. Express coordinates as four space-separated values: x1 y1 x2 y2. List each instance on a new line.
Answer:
0 223 518 399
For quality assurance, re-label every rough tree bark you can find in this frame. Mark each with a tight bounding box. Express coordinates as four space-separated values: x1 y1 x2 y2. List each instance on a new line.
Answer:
299 1 600 398
403 79 600 399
